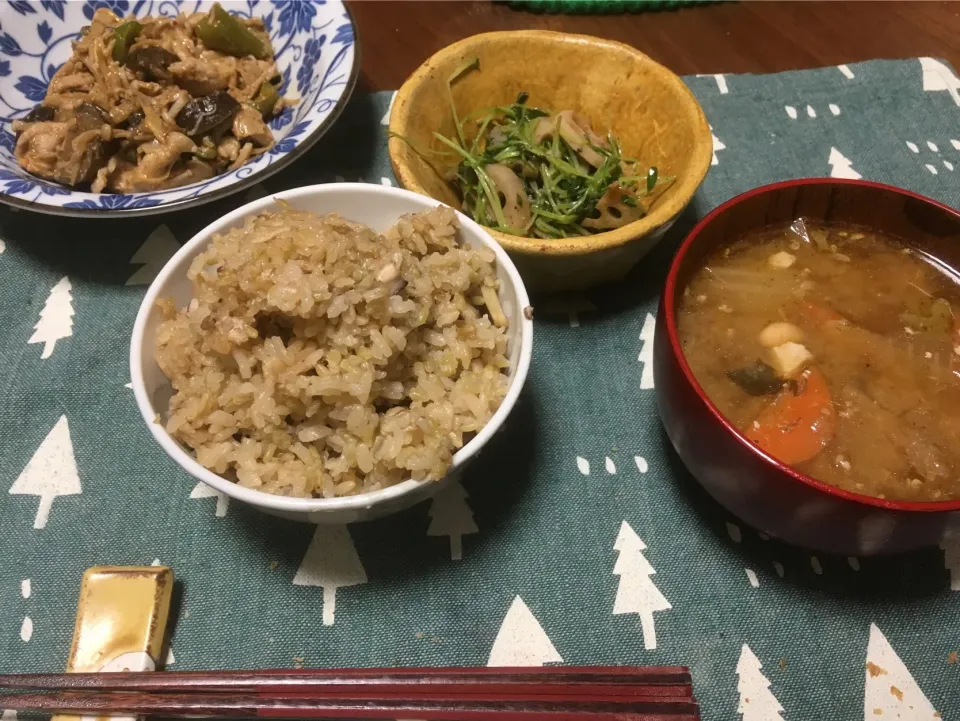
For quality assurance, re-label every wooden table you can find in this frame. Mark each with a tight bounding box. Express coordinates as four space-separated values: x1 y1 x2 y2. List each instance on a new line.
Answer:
349 1 960 91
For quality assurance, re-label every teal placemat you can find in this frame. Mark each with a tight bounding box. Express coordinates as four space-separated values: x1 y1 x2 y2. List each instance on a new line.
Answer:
2 57 960 720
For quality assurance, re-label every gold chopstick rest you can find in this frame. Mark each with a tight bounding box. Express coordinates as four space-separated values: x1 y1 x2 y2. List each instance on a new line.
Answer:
53 565 174 721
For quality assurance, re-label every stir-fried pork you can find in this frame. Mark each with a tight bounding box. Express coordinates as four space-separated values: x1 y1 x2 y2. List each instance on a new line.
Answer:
12 3 288 193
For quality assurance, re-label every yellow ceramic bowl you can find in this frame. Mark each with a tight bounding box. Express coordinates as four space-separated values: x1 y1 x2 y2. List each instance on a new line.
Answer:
388 30 713 294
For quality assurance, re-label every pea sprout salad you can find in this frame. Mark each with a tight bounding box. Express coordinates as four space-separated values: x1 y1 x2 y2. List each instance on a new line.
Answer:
398 58 675 240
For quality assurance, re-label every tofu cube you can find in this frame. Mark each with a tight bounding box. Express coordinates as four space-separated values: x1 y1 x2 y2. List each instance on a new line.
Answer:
768 251 796 269
768 341 813 378
758 322 804 348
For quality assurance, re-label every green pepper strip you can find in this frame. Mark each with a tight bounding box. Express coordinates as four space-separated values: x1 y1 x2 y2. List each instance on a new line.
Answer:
195 2 268 59
111 20 142 63
194 138 218 160
647 166 659 192
251 82 280 117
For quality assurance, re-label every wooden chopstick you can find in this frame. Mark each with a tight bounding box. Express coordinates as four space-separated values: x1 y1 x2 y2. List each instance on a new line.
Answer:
0 666 692 693
0 685 695 702
0 691 701 720
0 667 699 720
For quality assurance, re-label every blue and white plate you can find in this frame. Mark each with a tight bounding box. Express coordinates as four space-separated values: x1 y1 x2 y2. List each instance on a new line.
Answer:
0 0 357 216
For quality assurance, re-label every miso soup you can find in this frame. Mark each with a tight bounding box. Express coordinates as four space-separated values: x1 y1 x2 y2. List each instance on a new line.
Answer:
677 220 960 503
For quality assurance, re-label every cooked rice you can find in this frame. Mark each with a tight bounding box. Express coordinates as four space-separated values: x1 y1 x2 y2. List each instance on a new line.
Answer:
155 204 510 498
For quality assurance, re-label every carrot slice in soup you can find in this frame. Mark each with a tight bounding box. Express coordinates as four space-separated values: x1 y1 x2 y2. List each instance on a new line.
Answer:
745 367 836 465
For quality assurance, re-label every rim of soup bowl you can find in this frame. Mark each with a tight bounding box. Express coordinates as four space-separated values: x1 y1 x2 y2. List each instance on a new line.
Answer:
129 183 533 516
663 177 960 514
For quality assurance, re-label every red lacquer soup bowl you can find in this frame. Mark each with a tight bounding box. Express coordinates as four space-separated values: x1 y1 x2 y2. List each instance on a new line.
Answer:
655 178 960 555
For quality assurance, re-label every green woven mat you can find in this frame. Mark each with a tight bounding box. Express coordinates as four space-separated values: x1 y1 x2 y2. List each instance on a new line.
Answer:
1 58 960 721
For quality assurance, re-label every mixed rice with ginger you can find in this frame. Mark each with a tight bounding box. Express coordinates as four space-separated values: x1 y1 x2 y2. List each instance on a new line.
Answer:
155 204 510 498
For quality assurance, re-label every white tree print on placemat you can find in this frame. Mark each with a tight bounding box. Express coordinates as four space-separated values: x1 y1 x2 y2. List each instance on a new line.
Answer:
1 710 17 720
941 529 960 590
381 91 397 125
828 147 861 179
28 277 73 360
19 617 32 642
164 645 176 666
710 126 726 166
189 482 230 518
736 644 784 721
537 295 595 328
0 239 5 255
427 481 477 561
697 74 729 94
126 225 179 286
864 623 939 720
638 313 656 390
19 578 31 644
293 525 367 626
487 596 562 667
9 415 81 529
612 520 671 650
920 57 960 106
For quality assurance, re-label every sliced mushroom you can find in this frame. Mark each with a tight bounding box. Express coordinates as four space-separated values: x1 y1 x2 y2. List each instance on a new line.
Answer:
14 105 56 138
175 91 240 137
126 45 180 83
51 104 111 185
485 163 531 232
23 105 55 124
74 138 109 184
119 109 145 129
74 102 108 132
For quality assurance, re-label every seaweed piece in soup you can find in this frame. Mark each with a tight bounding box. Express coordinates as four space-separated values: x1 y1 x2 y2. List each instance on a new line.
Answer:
726 361 783 396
